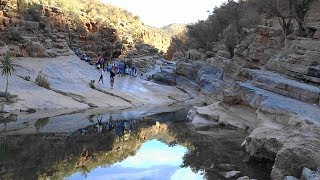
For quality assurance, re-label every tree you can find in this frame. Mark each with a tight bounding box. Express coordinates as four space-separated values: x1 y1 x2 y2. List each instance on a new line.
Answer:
291 0 319 36
261 0 294 36
0 54 15 94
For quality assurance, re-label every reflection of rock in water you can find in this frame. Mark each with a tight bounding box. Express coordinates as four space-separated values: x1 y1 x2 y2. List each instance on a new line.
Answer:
178 126 273 180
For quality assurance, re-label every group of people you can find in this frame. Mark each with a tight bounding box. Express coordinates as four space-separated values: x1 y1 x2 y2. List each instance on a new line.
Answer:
72 117 140 136
74 48 138 89
96 54 138 89
74 48 91 63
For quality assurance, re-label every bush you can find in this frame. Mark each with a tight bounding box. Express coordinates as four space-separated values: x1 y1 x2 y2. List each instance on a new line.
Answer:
89 80 95 89
24 3 42 22
35 71 50 89
6 28 23 43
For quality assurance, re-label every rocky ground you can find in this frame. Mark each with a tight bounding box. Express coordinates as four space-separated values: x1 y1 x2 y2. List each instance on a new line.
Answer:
145 23 320 179
0 54 190 112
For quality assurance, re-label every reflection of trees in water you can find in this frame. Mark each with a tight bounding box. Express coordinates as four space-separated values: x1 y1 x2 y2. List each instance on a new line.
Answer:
0 119 187 180
0 138 10 161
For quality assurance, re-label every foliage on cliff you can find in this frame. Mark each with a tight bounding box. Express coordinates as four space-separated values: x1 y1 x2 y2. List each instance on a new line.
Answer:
3 0 181 53
170 0 319 58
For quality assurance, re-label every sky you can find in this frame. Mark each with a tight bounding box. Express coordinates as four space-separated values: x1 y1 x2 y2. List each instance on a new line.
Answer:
66 140 204 180
102 0 227 27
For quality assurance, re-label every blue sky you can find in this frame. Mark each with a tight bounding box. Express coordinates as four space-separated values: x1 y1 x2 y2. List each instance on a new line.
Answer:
65 140 204 180
102 0 227 27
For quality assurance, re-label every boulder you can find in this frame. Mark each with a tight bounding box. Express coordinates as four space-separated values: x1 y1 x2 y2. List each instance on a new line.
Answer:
186 49 203 60
205 51 215 58
225 171 241 179
152 71 176 85
271 140 320 179
175 62 196 80
217 50 231 59
172 51 185 60
300 167 320 180
313 30 320 39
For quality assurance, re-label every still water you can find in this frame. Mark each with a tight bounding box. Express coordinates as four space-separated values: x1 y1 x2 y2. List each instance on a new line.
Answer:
0 108 272 180
65 140 204 180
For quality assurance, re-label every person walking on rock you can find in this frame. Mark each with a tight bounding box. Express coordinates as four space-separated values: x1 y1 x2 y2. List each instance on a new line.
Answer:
98 65 104 84
97 55 105 83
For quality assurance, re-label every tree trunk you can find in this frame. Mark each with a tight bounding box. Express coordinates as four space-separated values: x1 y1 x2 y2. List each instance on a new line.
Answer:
5 75 8 94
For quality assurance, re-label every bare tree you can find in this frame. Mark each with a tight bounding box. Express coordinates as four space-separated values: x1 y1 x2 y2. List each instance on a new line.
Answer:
262 0 294 36
291 0 318 36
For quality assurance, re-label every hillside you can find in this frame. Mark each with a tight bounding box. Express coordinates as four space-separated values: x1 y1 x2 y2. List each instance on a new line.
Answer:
0 0 176 59
161 23 187 36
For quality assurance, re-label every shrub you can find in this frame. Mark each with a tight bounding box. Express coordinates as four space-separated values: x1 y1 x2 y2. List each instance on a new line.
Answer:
6 28 23 43
24 3 42 22
89 80 95 89
35 71 50 89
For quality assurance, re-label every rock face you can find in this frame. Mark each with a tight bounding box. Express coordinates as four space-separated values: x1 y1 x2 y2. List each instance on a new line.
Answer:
0 4 119 59
266 38 320 84
171 17 320 180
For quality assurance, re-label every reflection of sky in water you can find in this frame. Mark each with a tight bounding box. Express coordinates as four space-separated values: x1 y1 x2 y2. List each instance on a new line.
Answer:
65 140 204 180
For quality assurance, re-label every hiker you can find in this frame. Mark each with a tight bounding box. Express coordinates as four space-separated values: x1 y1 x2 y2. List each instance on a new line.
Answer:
81 53 90 62
98 59 104 84
110 67 116 88
74 48 79 56
131 64 136 77
97 55 105 70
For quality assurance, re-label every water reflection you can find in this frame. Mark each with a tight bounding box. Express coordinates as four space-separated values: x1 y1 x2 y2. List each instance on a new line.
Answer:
65 140 204 180
0 109 272 180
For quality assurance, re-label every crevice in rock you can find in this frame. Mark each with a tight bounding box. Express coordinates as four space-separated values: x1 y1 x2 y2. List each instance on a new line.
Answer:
52 89 98 108
94 87 134 106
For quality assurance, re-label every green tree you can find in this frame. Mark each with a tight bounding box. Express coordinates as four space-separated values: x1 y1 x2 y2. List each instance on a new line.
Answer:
0 54 15 94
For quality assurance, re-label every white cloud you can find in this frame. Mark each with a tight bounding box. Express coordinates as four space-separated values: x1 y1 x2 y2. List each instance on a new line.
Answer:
115 140 187 168
171 167 204 180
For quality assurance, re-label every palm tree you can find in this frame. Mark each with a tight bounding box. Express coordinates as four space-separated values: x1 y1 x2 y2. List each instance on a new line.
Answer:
0 54 15 94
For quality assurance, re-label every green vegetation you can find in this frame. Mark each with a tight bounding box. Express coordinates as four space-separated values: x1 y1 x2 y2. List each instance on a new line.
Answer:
13 0 173 52
185 0 261 56
88 80 95 89
35 71 50 89
5 27 24 43
0 54 16 94
172 0 318 58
